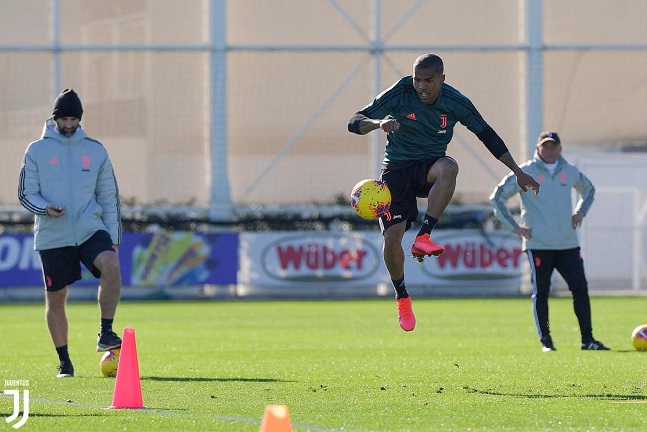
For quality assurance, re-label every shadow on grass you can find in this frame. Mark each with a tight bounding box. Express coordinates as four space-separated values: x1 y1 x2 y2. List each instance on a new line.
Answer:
463 386 647 401
142 376 293 383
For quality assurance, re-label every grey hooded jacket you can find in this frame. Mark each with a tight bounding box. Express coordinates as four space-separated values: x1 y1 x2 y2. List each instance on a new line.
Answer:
18 118 121 250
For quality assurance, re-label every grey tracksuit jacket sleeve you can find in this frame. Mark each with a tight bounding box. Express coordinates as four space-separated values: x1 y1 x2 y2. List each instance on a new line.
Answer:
489 153 594 251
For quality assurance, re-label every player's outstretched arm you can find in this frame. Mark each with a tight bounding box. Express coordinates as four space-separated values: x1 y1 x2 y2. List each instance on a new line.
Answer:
476 127 538 194
498 152 540 194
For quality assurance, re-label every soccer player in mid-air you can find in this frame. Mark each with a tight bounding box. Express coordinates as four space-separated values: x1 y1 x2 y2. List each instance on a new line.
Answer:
347 53 539 332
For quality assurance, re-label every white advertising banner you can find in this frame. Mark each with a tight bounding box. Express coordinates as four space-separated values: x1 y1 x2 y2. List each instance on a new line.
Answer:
239 229 523 293
402 229 524 289
239 231 388 287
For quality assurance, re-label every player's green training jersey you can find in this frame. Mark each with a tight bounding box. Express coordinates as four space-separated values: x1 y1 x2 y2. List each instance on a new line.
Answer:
358 76 490 163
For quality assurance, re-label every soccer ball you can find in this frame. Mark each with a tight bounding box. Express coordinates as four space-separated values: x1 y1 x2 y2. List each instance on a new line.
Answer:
631 324 647 351
350 179 391 219
100 349 120 377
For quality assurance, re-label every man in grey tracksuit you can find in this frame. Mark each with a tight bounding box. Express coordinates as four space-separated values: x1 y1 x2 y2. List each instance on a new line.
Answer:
18 89 124 377
490 131 609 352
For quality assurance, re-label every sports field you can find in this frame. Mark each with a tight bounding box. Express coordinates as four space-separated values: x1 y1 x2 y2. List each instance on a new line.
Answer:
1 297 646 431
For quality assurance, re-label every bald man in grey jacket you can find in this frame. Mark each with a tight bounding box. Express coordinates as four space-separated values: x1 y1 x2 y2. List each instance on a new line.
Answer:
490 131 609 352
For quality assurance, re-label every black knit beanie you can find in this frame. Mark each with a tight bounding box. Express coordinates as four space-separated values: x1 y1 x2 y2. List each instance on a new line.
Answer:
52 88 83 120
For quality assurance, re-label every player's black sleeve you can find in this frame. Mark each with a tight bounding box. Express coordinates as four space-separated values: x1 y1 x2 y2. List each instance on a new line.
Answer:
348 113 365 135
477 126 510 159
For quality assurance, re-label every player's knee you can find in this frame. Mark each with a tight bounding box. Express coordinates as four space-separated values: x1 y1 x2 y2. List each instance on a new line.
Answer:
441 159 459 178
46 289 67 311
103 263 121 282
430 158 459 183
97 254 121 281
383 233 401 251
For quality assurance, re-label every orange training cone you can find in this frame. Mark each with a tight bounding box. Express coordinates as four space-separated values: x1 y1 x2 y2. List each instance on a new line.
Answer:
259 405 293 432
109 327 144 409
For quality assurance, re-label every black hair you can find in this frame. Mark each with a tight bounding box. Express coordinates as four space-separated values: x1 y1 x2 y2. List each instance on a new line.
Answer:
413 53 444 73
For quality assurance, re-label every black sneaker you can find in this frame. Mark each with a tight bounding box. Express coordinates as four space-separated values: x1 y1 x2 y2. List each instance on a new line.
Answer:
97 331 122 352
581 339 610 351
56 360 74 378
541 337 557 352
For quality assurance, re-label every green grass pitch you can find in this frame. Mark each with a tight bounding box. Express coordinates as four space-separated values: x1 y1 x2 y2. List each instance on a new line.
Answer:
1 297 646 431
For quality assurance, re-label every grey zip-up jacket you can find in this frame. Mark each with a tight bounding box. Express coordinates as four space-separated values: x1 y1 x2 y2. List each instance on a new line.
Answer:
489 152 594 251
18 118 121 250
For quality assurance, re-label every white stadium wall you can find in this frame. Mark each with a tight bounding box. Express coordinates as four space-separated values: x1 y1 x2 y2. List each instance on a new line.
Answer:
1 0 647 208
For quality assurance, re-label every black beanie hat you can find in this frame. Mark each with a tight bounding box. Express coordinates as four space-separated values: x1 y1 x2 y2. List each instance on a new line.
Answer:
52 88 83 120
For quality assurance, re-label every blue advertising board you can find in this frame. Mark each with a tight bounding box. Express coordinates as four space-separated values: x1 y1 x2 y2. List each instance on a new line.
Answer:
0 231 238 287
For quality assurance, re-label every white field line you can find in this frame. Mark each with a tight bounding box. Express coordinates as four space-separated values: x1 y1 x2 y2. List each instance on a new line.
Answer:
0 393 353 431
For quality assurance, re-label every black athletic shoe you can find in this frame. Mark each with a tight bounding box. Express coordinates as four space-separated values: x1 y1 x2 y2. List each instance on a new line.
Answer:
541 337 557 352
56 360 74 378
97 331 122 352
581 339 610 351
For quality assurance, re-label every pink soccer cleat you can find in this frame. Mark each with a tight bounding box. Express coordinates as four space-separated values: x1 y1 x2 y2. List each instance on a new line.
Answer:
397 297 416 331
411 233 445 257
